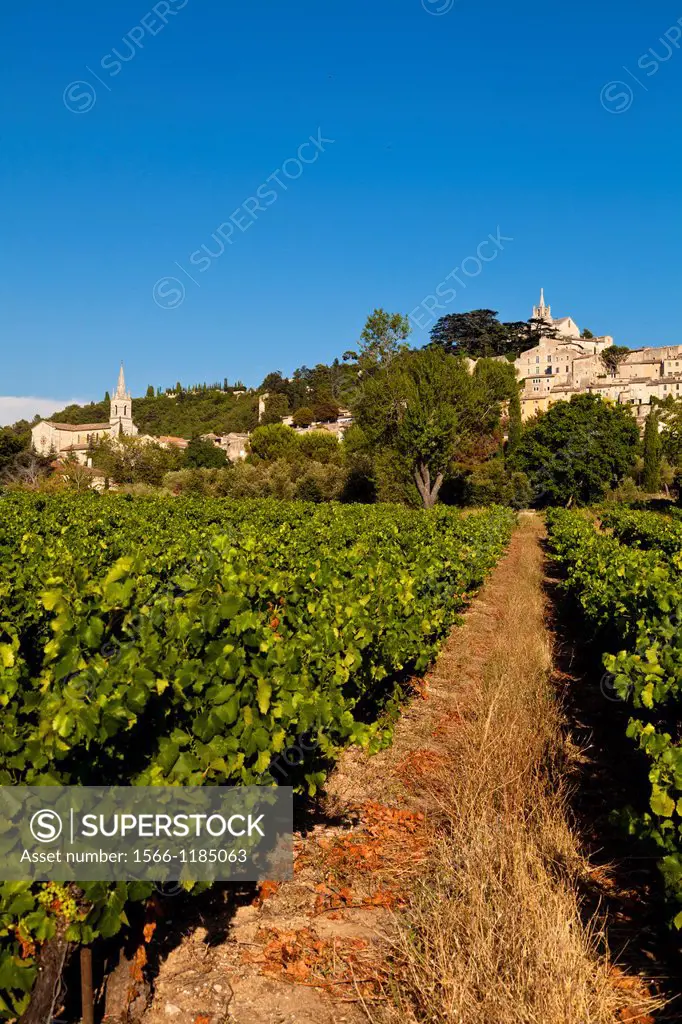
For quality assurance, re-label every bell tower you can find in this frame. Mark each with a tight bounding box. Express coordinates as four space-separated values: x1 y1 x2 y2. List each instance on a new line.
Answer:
532 288 552 323
110 363 134 436
532 286 552 321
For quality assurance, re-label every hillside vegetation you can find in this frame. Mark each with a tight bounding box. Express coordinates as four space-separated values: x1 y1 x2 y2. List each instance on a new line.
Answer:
50 390 259 438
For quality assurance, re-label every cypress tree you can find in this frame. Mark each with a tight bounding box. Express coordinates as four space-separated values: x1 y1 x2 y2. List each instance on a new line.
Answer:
643 409 662 493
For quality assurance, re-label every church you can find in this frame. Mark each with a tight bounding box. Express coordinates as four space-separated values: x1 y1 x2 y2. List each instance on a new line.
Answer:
31 364 138 463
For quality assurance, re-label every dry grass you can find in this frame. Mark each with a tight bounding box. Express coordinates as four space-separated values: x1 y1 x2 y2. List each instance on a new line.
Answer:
383 516 655 1024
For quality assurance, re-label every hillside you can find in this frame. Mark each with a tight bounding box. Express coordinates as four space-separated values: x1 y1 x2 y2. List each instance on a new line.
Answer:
49 390 259 438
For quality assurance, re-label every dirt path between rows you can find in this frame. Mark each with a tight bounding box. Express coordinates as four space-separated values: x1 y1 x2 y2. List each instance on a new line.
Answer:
137 514 662 1024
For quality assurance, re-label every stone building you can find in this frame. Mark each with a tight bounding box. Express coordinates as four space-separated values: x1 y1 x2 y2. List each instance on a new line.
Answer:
515 292 682 424
31 364 138 462
215 433 249 461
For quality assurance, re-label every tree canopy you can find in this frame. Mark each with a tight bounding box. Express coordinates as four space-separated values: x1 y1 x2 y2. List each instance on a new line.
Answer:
49 390 259 438
429 309 559 360
0 430 27 472
656 395 682 469
352 347 517 507
292 406 314 428
90 436 182 487
247 424 342 466
600 345 630 376
509 394 640 506
183 436 227 469
248 424 300 462
355 308 411 369
260 393 291 425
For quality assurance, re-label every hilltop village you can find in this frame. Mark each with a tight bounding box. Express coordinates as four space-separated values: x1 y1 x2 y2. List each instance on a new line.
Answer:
28 293 682 473
516 291 682 422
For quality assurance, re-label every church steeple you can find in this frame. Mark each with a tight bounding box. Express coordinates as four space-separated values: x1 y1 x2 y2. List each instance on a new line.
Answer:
110 362 134 436
533 288 552 322
114 362 130 401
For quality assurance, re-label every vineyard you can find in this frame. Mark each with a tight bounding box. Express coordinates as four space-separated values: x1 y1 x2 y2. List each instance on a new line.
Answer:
547 506 682 928
0 492 515 1017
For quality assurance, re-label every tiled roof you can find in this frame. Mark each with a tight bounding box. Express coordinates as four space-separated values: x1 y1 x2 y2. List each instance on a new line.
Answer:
48 422 110 432
158 436 189 447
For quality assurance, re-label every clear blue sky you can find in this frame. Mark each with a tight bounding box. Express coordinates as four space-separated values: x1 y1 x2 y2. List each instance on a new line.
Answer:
2 0 682 410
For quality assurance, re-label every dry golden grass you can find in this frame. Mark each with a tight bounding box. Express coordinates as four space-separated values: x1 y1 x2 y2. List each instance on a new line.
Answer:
383 515 656 1024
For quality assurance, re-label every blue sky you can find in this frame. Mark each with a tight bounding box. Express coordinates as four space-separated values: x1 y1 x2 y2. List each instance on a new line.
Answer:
2 0 682 417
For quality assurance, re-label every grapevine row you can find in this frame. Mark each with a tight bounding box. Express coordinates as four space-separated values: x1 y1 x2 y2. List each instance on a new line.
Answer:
0 493 515 1015
546 507 682 927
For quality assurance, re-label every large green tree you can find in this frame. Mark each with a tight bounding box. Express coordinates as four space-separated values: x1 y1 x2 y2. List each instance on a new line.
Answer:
430 309 506 357
260 394 290 425
91 436 181 486
259 371 289 395
344 309 411 372
429 310 559 360
510 394 640 506
0 430 27 472
353 347 516 508
601 345 630 376
248 424 300 462
658 395 682 468
292 406 314 428
183 436 227 469
312 400 339 423
298 430 342 465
